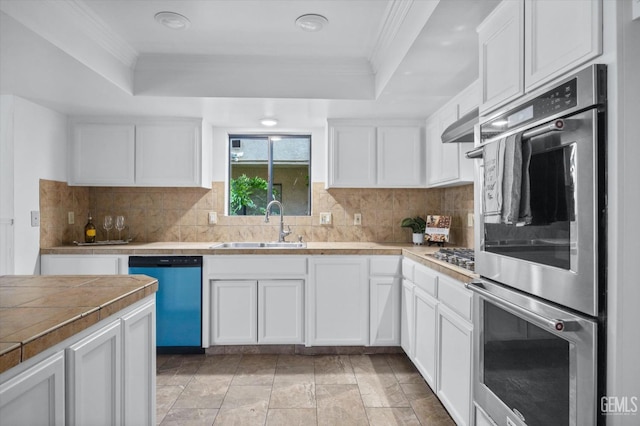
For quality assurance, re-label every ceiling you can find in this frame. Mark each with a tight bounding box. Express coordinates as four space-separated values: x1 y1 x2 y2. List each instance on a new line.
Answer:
0 0 499 128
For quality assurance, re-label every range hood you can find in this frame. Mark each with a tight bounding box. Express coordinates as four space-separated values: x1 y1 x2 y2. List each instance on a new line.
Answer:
441 107 478 143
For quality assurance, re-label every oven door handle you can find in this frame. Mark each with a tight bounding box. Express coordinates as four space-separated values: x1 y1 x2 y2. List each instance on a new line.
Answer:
466 281 576 332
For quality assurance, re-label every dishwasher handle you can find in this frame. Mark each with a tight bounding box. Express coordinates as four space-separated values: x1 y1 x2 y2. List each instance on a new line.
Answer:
128 256 203 268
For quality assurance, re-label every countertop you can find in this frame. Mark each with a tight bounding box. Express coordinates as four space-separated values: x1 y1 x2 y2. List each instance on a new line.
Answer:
41 241 478 282
0 275 158 374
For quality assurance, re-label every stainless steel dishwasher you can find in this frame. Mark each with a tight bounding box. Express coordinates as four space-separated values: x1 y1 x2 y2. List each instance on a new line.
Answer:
128 256 203 353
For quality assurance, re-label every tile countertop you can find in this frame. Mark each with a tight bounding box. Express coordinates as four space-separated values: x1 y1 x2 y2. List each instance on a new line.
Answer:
41 241 478 282
0 275 158 374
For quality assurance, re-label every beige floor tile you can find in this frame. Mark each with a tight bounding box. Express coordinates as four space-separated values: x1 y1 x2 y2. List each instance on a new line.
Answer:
400 382 436 402
409 395 455 426
277 354 315 368
274 365 315 385
156 385 185 425
160 408 219 426
172 376 232 409
365 407 421 426
385 354 425 384
314 355 357 385
214 385 271 425
269 383 316 408
357 375 410 408
231 354 277 385
266 408 318 426
316 384 369 426
350 354 394 375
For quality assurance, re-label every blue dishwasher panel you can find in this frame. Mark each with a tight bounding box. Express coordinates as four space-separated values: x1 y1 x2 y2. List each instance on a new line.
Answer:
129 265 202 347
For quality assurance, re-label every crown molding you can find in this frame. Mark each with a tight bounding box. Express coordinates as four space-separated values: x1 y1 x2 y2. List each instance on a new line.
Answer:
369 0 414 74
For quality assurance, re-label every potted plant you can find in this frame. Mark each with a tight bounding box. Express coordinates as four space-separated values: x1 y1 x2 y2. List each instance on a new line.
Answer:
401 216 427 245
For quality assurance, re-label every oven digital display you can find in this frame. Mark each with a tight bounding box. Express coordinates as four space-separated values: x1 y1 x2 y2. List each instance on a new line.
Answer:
507 105 534 127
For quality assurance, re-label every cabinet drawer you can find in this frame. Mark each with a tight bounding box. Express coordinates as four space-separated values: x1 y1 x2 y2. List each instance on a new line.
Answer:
206 256 307 277
414 264 438 297
438 275 472 321
401 258 415 281
370 256 402 276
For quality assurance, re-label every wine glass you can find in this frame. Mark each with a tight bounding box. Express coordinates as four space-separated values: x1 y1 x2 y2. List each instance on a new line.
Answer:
115 216 125 241
103 215 113 241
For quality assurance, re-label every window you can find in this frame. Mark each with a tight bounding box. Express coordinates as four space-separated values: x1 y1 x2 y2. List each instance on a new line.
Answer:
229 135 311 216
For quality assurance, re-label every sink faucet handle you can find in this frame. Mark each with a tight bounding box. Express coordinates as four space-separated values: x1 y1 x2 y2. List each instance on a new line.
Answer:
298 235 303 243
284 225 292 235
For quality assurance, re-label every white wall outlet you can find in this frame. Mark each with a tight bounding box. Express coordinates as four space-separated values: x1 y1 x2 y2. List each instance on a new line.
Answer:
353 213 362 226
68 211 75 225
467 212 474 227
320 212 332 225
208 211 218 225
30 210 40 227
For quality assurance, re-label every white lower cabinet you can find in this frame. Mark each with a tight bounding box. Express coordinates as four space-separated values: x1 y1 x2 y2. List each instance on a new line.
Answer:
309 257 368 345
0 351 65 426
400 258 474 426
400 279 415 356
66 319 122 426
437 304 473 426
211 279 303 345
121 299 156 426
41 255 129 275
370 276 401 346
413 287 438 389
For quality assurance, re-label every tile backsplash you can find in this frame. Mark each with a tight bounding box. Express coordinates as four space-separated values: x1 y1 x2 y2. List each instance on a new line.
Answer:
40 180 474 248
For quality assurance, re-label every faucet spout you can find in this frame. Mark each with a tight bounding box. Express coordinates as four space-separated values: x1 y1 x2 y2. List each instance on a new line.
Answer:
264 200 291 242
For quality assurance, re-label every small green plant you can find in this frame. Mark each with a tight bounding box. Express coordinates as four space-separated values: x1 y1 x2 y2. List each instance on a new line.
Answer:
230 175 269 215
401 216 427 233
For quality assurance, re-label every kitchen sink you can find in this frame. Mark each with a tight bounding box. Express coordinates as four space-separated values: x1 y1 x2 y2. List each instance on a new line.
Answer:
210 241 307 249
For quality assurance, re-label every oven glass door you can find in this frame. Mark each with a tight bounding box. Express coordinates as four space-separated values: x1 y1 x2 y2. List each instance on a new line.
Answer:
482 300 570 425
484 140 576 270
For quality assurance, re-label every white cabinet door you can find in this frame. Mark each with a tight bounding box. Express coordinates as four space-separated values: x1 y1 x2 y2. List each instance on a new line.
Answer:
0 352 65 426
377 126 423 187
121 299 156 426
427 105 461 186
525 0 602 91
400 279 415 357
66 320 122 426
413 286 438 390
437 304 473 426
211 280 258 344
70 123 135 186
310 257 368 345
40 255 126 275
370 276 401 346
328 126 376 187
478 0 524 114
135 122 201 187
258 280 304 344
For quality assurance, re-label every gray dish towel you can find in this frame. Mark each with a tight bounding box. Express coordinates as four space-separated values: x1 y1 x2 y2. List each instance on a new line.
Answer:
501 133 523 224
483 132 528 225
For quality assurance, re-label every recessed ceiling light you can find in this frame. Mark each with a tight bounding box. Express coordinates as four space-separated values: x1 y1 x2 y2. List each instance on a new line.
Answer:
154 11 191 30
260 118 278 127
295 14 329 32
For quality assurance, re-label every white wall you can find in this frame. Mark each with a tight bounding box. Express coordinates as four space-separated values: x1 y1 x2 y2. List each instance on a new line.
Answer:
10 96 68 274
0 95 15 274
607 2 640 424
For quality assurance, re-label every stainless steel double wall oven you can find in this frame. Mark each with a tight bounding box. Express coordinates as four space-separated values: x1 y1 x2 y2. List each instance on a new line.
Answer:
468 64 607 426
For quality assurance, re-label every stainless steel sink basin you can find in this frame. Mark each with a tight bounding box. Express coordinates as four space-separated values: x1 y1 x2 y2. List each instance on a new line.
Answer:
210 241 307 249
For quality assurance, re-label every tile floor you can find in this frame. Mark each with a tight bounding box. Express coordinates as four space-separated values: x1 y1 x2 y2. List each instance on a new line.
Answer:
156 353 455 425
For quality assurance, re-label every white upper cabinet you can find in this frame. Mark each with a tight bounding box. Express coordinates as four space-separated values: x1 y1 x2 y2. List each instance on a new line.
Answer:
135 122 201 186
376 126 423 187
328 125 377 187
478 0 525 114
478 0 602 114
327 119 424 188
524 0 602 91
426 81 477 188
70 123 136 186
69 118 211 188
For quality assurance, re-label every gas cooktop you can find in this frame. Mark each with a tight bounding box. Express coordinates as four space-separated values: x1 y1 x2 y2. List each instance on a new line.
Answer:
431 248 475 271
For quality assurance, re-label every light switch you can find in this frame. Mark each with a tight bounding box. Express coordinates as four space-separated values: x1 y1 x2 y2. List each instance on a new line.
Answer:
31 210 40 227
208 211 218 225
353 213 362 226
320 212 332 225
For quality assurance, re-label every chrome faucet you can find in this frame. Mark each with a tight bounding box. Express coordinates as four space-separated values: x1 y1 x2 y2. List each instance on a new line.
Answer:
264 200 292 242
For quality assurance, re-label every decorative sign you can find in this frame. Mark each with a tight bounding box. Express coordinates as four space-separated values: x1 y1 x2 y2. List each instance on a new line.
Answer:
425 215 451 244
